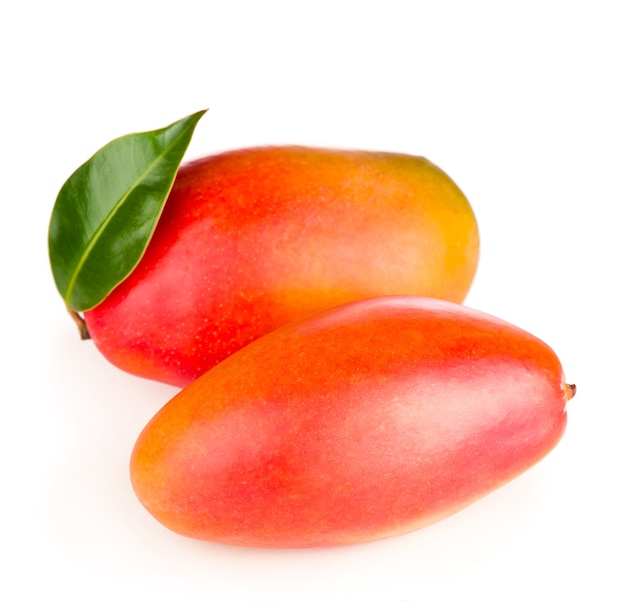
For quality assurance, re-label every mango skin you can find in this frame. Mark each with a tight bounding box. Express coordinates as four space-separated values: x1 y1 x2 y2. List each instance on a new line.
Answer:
130 296 569 548
84 146 479 386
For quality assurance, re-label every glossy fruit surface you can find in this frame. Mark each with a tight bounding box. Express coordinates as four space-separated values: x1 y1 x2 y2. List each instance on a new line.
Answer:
130 296 572 548
84 146 479 386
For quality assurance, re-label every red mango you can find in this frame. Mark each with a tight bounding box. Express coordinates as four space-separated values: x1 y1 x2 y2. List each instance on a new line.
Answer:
130 296 573 548
84 147 479 386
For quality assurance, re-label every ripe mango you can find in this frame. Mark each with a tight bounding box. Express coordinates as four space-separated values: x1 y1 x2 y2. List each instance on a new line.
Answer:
84 147 479 386
130 296 572 548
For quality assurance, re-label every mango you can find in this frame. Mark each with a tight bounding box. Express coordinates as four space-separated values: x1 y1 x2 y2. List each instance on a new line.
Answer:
130 296 573 548
84 146 479 386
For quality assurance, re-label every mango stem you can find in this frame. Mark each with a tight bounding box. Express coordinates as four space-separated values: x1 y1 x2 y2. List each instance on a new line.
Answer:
68 308 91 340
565 383 577 401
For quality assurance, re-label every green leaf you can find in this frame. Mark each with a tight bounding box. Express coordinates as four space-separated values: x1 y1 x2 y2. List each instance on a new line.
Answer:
48 109 207 316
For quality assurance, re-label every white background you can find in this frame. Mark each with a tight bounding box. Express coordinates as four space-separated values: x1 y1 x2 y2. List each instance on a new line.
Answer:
2 1 623 609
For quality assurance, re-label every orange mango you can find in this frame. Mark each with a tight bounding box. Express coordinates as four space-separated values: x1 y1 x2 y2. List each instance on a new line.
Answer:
130 296 572 548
